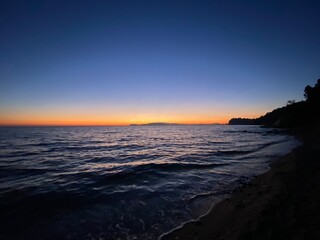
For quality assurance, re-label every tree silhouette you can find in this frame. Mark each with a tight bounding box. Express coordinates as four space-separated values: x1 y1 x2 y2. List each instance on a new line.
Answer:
304 79 320 105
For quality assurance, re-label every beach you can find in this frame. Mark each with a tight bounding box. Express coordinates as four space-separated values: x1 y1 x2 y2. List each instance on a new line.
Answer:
161 137 320 240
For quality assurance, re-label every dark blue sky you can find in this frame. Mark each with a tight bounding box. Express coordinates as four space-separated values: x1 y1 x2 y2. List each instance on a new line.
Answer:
1 0 320 125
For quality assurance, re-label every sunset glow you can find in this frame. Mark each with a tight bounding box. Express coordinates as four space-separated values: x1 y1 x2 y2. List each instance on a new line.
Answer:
0 109 261 126
0 102 266 126
1 1 320 239
1 1 319 126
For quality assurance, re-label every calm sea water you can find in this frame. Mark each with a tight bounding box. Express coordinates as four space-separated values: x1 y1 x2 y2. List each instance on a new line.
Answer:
0 125 299 240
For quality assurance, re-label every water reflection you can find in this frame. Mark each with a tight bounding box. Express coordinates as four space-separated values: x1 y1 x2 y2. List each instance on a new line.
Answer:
0 125 299 239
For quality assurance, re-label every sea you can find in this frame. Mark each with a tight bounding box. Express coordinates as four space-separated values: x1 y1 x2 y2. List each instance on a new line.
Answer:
0 125 300 240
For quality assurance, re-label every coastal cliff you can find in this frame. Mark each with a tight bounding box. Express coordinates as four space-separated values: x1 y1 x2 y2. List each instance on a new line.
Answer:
229 79 320 131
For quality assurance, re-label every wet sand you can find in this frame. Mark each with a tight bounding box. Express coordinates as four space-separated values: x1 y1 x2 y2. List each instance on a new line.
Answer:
161 139 320 240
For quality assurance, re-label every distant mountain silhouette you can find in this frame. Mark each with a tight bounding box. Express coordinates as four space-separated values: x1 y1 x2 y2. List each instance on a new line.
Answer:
229 79 320 131
130 122 180 126
228 118 256 125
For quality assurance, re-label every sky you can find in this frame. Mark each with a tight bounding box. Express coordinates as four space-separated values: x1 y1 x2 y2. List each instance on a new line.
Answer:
1 0 320 125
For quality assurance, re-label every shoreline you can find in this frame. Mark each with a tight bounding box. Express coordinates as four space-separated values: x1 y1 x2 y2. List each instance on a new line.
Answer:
160 138 320 240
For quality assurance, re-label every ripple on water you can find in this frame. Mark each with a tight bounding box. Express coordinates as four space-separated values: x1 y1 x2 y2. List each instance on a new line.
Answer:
0 125 300 239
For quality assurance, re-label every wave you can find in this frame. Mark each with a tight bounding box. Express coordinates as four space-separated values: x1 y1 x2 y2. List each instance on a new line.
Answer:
208 141 230 145
0 151 39 158
224 129 284 135
131 162 230 172
42 143 146 153
0 166 56 177
215 140 290 157
216 150 253 156
70 162 232 186
31 140 105 147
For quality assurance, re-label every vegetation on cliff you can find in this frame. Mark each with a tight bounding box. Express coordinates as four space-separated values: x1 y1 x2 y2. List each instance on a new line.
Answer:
229 79 320 130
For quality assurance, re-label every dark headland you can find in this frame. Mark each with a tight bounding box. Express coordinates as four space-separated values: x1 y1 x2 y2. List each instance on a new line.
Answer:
161 79 320 240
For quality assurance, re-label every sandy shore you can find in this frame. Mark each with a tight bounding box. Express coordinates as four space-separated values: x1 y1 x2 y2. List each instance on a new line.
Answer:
160 139 320 240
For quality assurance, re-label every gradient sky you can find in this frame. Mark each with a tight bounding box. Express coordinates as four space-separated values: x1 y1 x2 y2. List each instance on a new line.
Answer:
1 0 320 125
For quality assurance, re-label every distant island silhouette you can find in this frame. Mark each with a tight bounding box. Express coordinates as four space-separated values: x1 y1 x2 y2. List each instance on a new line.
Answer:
130 122 181 126
129 122 223 126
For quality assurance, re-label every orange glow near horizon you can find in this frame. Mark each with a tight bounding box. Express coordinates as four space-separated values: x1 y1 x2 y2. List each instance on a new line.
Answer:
0 117 230 126
0 110 263 126
0 102 268 126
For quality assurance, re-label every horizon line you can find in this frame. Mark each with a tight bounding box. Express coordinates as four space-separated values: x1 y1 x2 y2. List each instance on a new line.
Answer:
0 123 227 127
